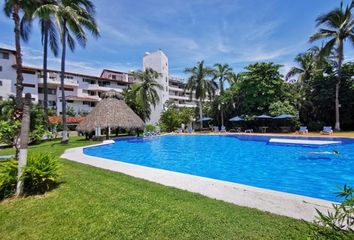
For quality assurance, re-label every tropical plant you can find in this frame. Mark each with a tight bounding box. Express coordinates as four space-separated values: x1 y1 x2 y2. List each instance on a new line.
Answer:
131 68 163 121
311 185 354 239
0 159 18 199
286 47 321 83
212 63 234 127
23 153 61 194
33 0 59 130
0 120 21 152
184 61 216 128
145 123 156 132
4 0 37 110
36 0 100 143
310 0 354 131
160 105 194 132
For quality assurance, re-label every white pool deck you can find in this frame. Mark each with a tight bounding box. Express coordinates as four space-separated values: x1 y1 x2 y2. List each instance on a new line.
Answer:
62 139 335 222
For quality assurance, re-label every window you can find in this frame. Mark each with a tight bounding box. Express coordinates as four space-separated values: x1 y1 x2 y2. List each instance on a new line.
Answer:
112 75 116 80
0 81 2 86
1 52 9 59
83 101 90 105
0 66 2 71
38 87 56 95
23 83 35 88
67 100 74 103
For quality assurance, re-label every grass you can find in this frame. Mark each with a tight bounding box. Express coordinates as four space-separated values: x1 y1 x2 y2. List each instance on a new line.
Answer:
0 137 315 239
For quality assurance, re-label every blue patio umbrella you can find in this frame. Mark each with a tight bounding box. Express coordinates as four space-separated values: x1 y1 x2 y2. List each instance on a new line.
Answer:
196 117 213 122
274 114 296 119
229 116 243 122
255 114 273 119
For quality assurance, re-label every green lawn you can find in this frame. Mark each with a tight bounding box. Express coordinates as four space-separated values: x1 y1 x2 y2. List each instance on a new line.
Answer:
0 137 314 239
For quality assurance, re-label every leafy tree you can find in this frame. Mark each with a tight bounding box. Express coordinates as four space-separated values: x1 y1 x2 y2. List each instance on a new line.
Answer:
310 0 354 131
269 100 298 116
160 105 194 132
238 62 289 115
184 61 216 128
36 0 100 143
123 86 149 121
131 68 163 121
33 0 59 130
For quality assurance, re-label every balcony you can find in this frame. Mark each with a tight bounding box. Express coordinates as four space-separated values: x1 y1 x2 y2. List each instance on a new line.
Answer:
38 77 79 87
83 83 123 93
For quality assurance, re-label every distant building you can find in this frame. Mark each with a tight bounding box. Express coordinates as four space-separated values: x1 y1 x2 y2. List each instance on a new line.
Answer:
0 48 199 124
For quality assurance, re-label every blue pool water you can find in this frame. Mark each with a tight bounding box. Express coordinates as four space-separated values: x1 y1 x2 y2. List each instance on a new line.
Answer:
84 135 354 202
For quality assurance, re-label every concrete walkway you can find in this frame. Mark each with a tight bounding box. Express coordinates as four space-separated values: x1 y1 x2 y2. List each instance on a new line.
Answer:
62 140 334 222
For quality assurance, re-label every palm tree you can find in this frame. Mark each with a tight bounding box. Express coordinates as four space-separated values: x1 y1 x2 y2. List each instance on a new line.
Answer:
36 0 100 143
184 61 216 128
132 68 163 121
286 47 321 83
33 0 59 130
310 0 354 131
212 63 233 127
4 0 36 111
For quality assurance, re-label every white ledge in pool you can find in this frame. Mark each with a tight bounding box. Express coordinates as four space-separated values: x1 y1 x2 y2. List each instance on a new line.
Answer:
269 138 341 145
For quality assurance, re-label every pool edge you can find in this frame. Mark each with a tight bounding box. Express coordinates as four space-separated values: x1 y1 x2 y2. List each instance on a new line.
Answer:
62 140 335 222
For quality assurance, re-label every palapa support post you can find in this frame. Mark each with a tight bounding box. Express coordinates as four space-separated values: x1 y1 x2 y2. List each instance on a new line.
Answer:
105 127 109 140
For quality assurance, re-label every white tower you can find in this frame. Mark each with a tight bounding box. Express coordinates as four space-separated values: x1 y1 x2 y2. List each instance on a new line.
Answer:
143 50 169 124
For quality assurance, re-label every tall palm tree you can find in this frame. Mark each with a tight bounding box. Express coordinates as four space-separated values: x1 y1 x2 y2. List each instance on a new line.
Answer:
212 63 233 127
33 0 59 130
4 0 37 111
310 0 354 131
184 61 216 128
286 47 320 83
36 0 100 143
132 68 163 121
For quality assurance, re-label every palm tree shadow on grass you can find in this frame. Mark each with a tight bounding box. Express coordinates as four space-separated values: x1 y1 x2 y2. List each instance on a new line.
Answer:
23 180 65 197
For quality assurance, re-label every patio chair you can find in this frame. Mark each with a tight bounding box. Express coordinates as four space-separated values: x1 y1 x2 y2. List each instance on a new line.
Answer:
321 126 333 135
298 126 308 134
220 126 226 132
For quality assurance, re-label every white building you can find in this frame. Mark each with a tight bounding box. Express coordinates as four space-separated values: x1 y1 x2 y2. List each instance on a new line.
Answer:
0 47 198 124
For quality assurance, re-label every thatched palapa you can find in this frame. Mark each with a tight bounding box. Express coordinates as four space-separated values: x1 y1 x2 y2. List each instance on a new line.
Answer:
76 90 144 132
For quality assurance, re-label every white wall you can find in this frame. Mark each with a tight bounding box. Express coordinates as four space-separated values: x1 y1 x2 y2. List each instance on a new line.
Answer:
143 50 169 124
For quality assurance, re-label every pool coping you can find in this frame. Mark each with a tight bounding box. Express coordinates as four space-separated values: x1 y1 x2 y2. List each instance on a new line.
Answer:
61 138 337 222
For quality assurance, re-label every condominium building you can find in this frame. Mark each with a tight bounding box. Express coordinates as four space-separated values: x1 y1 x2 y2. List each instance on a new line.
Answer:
0 48 198 124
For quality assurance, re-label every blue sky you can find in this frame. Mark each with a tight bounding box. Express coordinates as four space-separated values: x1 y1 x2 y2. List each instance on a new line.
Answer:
1 0 353 78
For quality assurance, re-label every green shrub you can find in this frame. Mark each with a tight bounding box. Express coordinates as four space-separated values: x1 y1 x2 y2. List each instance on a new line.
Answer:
0 154 61 199
23 154 61 194
145 124 156 132
311 185 354 239
0 159 17 199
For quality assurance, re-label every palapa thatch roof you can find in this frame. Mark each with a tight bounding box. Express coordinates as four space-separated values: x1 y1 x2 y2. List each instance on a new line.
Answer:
76 90 144 132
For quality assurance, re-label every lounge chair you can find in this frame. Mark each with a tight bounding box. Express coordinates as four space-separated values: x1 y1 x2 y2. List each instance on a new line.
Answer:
177 128 182 133
213 126 219 132
220 126 226 132
321 126 333 135
245 129 253 133
298 126 308 134
185 127 192 133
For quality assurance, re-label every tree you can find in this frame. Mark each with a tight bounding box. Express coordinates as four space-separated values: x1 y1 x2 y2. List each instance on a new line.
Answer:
310 0 354 131
131 68 163 121
286 47 321 83
15 93 31 196
239 62 289 115
4 0 36 110
36 0 100 143
184 61 216 128
33 0 59 130
212 63 234 127
160 105 194 132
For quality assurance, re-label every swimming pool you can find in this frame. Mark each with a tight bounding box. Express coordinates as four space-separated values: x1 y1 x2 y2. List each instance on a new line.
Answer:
84 135 354 202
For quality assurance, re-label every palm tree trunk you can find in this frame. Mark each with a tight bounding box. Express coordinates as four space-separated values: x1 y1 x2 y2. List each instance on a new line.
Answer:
15 93 31 197
220 104 224 127
60 21 68 144
199 100 203 129
335 41 343 131
12 4 24 111
43 22 49 130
